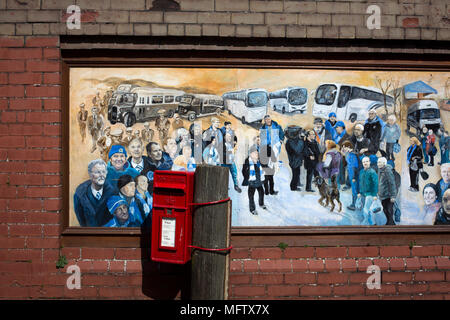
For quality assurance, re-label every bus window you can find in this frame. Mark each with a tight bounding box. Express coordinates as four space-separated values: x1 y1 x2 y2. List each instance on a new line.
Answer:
209 99 224 106
270 90 287 100
164 96 174 103
288 88 307 106
420 109 440 120
248 91 268 108
350 87 392 104
192 98 201 106
315 85 337 105
338 86 351 108
152 96 163 104
147 97 150 104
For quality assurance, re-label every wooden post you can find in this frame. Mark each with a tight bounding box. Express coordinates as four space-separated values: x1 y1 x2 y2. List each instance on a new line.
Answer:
190 164 231 300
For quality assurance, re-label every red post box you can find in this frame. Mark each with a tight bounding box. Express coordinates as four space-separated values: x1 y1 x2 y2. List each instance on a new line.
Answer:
151 170 195 264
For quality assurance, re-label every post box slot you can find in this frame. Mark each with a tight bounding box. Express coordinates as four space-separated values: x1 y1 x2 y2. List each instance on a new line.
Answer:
153 188 186 208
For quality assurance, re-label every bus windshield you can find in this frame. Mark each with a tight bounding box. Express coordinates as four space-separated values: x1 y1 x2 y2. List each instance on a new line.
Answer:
288 88 307 106
315 85 337 106
420 108 440 120
247 91 268 108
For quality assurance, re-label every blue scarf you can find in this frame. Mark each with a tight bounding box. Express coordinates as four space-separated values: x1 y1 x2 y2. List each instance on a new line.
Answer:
407 145 417 164
335 129 347 144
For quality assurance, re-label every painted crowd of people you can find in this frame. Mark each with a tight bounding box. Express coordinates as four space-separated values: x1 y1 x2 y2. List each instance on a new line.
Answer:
74 89 450 227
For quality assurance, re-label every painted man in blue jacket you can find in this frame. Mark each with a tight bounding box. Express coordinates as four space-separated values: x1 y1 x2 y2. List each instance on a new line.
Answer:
73 159 115 227
259 115 284 195
105 144 139 194
341 141 360 211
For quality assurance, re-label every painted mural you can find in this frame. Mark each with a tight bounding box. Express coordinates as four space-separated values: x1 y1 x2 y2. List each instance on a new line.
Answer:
69 68 450 228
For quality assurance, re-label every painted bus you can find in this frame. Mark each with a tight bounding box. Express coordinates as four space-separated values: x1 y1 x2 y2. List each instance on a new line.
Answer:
108 86 185 127
222 88 269 124
312 83 394 122
177 94 225 121
269 86 308 114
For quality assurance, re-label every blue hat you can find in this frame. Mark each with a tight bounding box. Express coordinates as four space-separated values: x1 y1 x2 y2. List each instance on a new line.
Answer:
107 195 127 214
328 112 337 118
108 144 127 159
336 121 345 128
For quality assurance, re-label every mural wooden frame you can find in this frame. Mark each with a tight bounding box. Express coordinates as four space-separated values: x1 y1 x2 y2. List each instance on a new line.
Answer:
60 48 450 248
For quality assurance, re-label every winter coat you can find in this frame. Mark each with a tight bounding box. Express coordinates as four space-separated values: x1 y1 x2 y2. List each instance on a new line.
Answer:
203 126 224 163
148 151 173 170
359 167 378 197
242 157 264 187
434 207 450 225
381 123 401 144
260 120 284 148
285 137 304 169
364 116 384 152
317 149 341 179
73 180 115 227
350 135 372 156
105 162 140 193
436 178 449 202
313 127 332 154
345 151 360 181
303 139 321 170
335 131 350 146
406 144 423 171
377 164 397 200
426 133 436 153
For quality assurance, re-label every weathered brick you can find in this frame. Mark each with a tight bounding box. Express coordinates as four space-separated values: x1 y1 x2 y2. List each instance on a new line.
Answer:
231 12 263 25
179 0 214 12
250 1 283 13
286 25 306 38
298 14 331 26
111 0 145 10
266 13 297 25
130 11 163 23
202 24 218 36
0 10 27 22
267 285 299 297
164 12 197 24
216 0 249 12
198 12 230 24
284 1 316 13
317 2 349 14
236 25 252 37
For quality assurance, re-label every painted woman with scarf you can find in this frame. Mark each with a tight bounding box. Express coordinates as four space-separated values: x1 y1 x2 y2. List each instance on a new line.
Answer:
425 129 437 167
407 136 424 192
333 121 350 187
202 136 220 165
316 140 342 183
242 145 267 215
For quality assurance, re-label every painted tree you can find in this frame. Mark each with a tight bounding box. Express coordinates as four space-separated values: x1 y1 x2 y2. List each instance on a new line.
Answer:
390 78 403 118
374 76 392 116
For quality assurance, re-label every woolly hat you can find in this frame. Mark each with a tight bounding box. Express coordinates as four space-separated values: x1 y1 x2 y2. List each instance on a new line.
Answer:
336 121 345 128
108 144 127 159
249 145 259 155
328 112 337 118
313 117 323 124
107 196 127 214
117 174 134 191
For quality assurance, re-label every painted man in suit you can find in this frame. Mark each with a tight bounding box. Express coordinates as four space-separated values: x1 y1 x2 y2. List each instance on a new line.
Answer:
73 159 115 227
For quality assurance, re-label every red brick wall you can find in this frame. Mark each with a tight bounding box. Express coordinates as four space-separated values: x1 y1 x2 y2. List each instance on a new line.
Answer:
0 36 189 299
1 36 449 300
229 245 450 299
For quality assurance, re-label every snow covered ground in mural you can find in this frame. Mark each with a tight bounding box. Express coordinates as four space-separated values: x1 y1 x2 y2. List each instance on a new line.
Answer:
230 164 369 227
